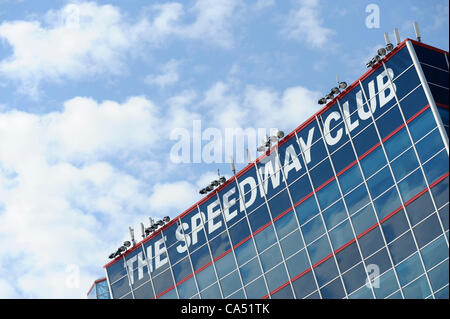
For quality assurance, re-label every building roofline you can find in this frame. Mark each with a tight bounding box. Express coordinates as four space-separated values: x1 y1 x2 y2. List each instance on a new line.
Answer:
86 277 107 296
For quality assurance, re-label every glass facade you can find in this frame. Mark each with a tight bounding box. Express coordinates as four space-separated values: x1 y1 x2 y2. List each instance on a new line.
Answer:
87 278 111 299
103 39 449 299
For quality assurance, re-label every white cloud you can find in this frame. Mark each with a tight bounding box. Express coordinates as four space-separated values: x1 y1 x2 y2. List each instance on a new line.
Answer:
145 59 180 88
282 0 334 49
148 181 199 213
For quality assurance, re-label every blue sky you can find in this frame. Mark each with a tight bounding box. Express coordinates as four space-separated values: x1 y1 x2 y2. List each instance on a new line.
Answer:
0 0 448 298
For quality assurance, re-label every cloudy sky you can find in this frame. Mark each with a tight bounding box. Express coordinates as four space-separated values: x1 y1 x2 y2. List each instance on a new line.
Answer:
0 0 448 298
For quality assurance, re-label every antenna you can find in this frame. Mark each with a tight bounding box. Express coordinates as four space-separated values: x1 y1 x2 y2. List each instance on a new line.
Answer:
394 28 401 45
140 222 145 239
413 21 421 42
149 217 155 228
230 156 236 175
246 148 252 164
129 226 136 246
384 32 390 45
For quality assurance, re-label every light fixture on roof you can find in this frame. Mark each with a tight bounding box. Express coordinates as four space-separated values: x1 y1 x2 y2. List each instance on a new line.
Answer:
257 131 284 153
123 241 131 248
338 81 347 90
163 216 170 223
413 21 421 42
199 170 227 194
318 97 327 105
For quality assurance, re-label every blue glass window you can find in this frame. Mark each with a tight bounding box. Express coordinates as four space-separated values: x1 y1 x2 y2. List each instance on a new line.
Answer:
351 204 377 236
153 269 174 297
331 141 356 173
307 235 332 265
323 200 347 230
345 184 370 215
398 168 427 202
398 85 429 121
265 263 289 292
220 270 242 297
367 166 394 199
339 164 363 195
413 214 443 248
234 239 256 265
428 259 449 292
248 204 271 233
288 174 312 205
394 65 421 100
389 231 416 265
408 108 436 142
201 283 221 299
413 44 447 70
360 146 387 179
274 209 298 239
177 276 197 299
316 180 340 209
106 259 127 284
271 284 295 299
431 176 449 208
349 286 373 299
240 257 262 285
172 257 192 283
195 265 216 291
429 84 450 106
190 244 211 272
329 219 354 249
280 230 304 258
366 248 392 275
421 235 448 269
133 282 155 299
335 242 361 272
396 253 424 286
374 269 399 299
421 63 449 88
157 288 177 299
320 277 346 299
385 46 413 76
382 209 409 243
228 218 251 247
375 104 404 140
295 195 319 225
309 158 334 189
307 138 328 168
268 188 292 219
291 270 317 298
439 205 448 231
353 124 379 157
302 214 326 244
245 276 268 299
342 263 367 294
403 275 431 299
260 244 283 272
406 191 435 226
209 231 231 260
391 147 419 181
286 248 310 278
384 128 411 161
314 257 338 287
422 150 449 185
110 276 131 299
358 227 384 258
214 253 236 278
228 288 246 299
254 224 277 252
374 187 401 220
416 129 445 163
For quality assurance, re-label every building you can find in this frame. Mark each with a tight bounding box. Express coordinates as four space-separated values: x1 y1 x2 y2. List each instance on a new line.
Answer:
87 278 111 299
101 38 449 299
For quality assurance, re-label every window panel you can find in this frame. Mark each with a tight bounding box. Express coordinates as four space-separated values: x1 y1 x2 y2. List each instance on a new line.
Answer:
360 146 387 179
375 104 404 140
416 129 445 163
428 259 449 292
393 65 421 100
374 269 399 299
429 84 449 106
133 282 155 299
307 235 332 265
335 241 361 273
265 263 289 292
254 224 277 252
413 214 443 248
358 226 384 259
339 164 363 195
398 168 427 202
331 141 356 173
280 230 304 258
209 231 231 260
316 180 340 209
248 204 271 233
228 218 251 246
307 138 328 168
351 204 377 236
413 44 447 70
381 209 409 243
295 195 319 225
177 276 197 299
274 209 298 239
367 166 394 199
403 275 431 299
345 184 370 215
286 248 310 278
435 286 449 299
309 158 334 189
190 244 211 272
421 63 449 88
408 108 436 142
110 276 131 299
406 191 435 226
240 257 262 285
291 270 317 298
323 199 347 230
395 253 425 286
201 283 221 299
422 150 449 185
288 174 313 205
220 270 242 297
353 124 379 157
384 128 411 161
391 148 419 182
398 85 429 121
234 239 256 266
172 256 192 283
366 248 392 275
374 187 401 220
106 259 127 284
302 214 326 245
260 243 283 272
245 276 268 299
421 235 448 270
153 269 174 297
271 284 295 299
439 204 449 231
195 265 216 291
227 288 246 299
314 257 338 287
320 277 346 299
199 196 225 241
158 288 177 299
329 219 354 249
342 263 368 294
385 46 413 76
431 176 449 208
268 188 292 219
214 252 236 279
348 286 373 299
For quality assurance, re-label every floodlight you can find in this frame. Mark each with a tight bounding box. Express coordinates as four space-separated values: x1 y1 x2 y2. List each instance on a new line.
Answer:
123 241 131 247
199 188 207 194
277 131 285 139
210 180 220 187
325 93 334 100
118 246 126 253
269 136 278 143
385 43 394 51
163 216 170 222
219 177 226 184
377 48 387 56
338 82 347 89
318 97 327 105
373 55 381 63
156 220 164 226
331 87 340 95
257 145 266 152
205 185 213 192
109 253 116 259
